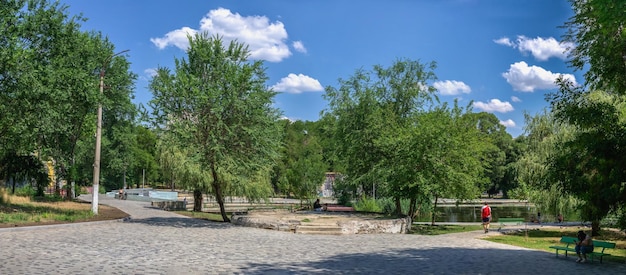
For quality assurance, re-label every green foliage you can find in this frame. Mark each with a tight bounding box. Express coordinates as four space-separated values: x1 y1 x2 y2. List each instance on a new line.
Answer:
275 120 327 200
353 197 382 213
553 0 626 232
563 0 626 95
0 0 137 202
13 185 35 197
324 59 492 218
150 34 281 221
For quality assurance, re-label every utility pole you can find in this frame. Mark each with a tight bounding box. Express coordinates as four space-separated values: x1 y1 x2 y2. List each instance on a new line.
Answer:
92 49 129 214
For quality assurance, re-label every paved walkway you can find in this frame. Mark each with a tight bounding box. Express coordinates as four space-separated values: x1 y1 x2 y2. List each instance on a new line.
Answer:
0 196 624 274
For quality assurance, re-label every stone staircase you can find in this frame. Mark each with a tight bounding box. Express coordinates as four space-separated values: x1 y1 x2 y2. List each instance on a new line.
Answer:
295 222 343 235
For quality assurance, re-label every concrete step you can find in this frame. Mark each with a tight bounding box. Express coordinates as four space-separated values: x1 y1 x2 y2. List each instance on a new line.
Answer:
295 224 343 235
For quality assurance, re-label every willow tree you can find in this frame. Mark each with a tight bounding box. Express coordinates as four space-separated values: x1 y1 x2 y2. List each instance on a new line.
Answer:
150 34 281 222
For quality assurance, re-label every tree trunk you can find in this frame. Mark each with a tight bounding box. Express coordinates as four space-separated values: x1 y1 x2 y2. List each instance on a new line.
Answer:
409 198 417 219
211 164 230 222
193 188 203 212
70 157 76 199
591 220 600 236
431 195 438 226
394 197 402 216
407 197 417 232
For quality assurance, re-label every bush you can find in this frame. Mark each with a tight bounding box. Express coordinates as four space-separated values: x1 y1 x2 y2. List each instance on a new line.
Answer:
353 197 382 213
14 185 35 197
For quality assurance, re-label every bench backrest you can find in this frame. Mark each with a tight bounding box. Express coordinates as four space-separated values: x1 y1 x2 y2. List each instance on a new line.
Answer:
560 236 578 245
498 218 524 222
592 240 616 249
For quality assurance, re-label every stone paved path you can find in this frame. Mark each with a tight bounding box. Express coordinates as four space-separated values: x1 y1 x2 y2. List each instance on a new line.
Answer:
0 196 624 274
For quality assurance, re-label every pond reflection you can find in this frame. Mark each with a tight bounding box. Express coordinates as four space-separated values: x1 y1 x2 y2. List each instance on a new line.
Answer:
413 205 578 223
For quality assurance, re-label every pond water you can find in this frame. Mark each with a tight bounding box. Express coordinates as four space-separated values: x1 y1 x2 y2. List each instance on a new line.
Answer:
413 205 578 223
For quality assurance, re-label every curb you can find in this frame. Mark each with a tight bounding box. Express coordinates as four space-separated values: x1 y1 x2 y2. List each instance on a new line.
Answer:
0 216 129 233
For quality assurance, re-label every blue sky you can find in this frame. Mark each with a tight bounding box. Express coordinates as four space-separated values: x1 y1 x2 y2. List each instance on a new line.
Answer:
62 0 579 137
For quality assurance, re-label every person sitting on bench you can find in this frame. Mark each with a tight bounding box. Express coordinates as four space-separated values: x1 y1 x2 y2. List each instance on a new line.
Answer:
576 230 594 263
313 199 323 211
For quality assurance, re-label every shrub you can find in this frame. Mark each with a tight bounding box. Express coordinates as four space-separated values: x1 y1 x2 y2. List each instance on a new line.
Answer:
14 185 35 197
353 197 382 213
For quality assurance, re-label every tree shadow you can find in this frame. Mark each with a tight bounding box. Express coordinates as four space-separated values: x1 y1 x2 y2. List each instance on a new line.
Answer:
125 216 232 229
240 247 626 274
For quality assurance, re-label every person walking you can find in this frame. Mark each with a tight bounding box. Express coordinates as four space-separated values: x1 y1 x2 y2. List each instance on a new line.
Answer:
481 202 492 233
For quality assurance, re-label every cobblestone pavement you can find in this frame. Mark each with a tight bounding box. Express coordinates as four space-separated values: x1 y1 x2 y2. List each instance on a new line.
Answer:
1 196 624 274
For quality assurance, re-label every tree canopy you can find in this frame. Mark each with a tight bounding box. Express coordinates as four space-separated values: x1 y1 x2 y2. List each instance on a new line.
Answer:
150 33 282 221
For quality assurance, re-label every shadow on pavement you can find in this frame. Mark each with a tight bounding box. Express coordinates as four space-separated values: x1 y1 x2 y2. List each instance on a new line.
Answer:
126 216 232 229
241 247 626 274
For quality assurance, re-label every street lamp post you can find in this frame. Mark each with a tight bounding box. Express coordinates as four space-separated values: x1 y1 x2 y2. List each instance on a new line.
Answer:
92 49 129 214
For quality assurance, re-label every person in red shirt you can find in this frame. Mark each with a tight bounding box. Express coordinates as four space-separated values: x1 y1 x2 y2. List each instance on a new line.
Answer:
481 202 492 233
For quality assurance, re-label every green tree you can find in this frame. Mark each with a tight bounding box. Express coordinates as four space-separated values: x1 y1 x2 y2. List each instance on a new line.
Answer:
548 89 626 234
545 0 626 234
150 34 281 222
0 0 136 200
324 59 439 206
563 0 626 94
325 59 489 223
512 111 580 223
387 102 488 224
128 126 157 189
278 120 326 202
157 133 211 211
467 112 515 198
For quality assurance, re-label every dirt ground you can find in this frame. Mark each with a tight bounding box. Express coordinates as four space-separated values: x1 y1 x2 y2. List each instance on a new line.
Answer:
0 200 129 229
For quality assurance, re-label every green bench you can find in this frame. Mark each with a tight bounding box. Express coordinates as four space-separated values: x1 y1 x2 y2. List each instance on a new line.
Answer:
549 236 616 263
498 217 525 226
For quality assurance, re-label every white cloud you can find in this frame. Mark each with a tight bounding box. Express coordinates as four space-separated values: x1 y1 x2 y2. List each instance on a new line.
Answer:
511 96 521 102
433 80 471 96
271 73 323 94
473 99 514 113
494 37 514 47
499 119 516 127
150 27 198 50
494 35 573 61
517 36 572 61
151 8 291 62
144 68 157 78
293 41 307 53
502 61 577 92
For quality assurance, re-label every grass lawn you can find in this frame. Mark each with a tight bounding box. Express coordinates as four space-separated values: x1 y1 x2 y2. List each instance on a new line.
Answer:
411 223 484 235
0 193 128 228
173 210 227 222
485 227 626 263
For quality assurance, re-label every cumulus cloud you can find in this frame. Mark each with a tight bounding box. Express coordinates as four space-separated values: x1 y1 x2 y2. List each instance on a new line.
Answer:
293 41 307 53
150 8 292 62
511 96 521 102
433 80 471 96
495 35 573 61
499 119 516 127
473 99 514 113
150 27 198 50
502 61 577 92
271 73 323 94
